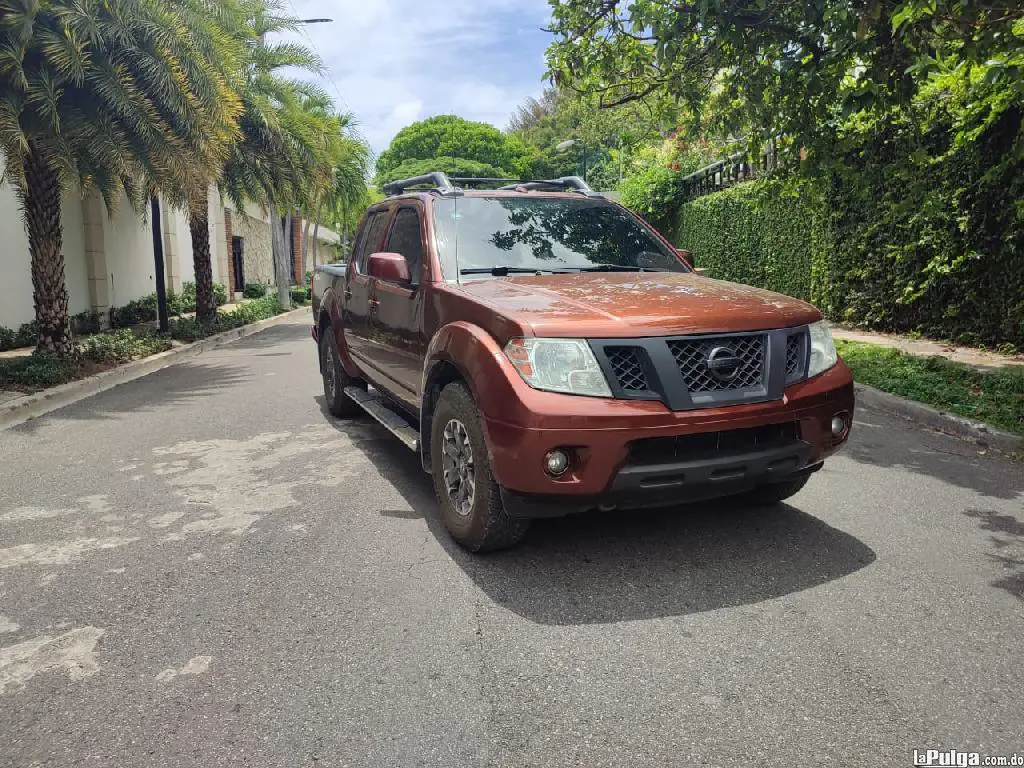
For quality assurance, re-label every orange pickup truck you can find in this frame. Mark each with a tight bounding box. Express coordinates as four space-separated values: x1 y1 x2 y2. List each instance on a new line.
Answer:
312 173 853 552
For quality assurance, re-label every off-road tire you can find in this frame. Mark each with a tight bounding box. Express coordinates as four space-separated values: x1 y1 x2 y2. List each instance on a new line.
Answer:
740 474 811 506
320 329 361 418
430 383 529 552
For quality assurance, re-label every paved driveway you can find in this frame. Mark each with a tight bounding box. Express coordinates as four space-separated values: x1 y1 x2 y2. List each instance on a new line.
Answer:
1 313 1021 767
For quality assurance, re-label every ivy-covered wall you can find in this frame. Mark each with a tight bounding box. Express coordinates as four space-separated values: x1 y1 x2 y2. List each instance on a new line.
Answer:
674 179 817 304
673 127 1024 349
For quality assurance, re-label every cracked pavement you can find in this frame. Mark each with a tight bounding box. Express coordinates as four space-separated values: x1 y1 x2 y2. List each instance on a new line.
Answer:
0 313 1021 767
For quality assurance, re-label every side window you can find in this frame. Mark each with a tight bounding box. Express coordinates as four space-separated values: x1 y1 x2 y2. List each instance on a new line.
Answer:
385 208 424 286
355 211 391 273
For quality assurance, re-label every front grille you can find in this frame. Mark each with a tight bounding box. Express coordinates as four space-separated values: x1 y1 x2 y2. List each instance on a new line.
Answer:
606 346 648 391
628 422 800 465
667 334 766 392
785 332 806 383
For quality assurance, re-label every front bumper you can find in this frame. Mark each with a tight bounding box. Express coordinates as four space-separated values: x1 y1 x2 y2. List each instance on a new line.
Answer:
483 360 854 512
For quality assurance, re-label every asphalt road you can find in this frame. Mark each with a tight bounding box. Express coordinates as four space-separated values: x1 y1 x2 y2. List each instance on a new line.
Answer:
1 312 1021 768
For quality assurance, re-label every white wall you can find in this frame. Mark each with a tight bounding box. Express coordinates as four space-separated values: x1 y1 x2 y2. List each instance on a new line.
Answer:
0 172 89 329
63 192 89 316
102 194 155 310
171 207 195 286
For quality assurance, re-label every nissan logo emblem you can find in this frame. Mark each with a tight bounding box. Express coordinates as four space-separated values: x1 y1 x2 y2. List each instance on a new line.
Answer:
706 346 742 382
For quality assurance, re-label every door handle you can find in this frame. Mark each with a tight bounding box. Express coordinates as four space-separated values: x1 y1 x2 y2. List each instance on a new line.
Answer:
343 288 352 299
368 298 380 312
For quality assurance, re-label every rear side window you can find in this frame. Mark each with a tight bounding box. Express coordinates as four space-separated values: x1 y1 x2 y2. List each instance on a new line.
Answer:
354 211 391 273
385 208 424 285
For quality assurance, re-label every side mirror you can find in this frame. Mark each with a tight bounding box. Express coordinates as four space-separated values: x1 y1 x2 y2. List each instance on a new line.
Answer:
367 252 410 283
676 247 707 274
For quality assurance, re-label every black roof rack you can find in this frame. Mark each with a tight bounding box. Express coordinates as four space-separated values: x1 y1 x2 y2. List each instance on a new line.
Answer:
381 172 454 196
496 176 602 196
381 173 603 198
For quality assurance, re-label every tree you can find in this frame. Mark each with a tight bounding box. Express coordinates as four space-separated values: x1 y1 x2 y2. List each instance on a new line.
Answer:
506 87 679 187
378 156 509 184
220 1 338 309
375 115 529 183
0 0 241 353
545 0 1024 158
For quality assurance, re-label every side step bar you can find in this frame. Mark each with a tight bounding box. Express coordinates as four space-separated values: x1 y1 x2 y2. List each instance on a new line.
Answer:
344 386 419 452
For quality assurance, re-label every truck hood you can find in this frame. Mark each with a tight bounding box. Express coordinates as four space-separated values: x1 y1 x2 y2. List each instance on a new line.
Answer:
455 272 821 338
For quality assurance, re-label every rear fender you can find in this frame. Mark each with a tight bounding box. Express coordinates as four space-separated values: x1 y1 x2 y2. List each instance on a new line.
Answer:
419 322 524 472
317 287 361 378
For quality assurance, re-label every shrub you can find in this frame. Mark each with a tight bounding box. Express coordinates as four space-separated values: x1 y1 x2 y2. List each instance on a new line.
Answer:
620 138 717 232
14 321 38 348
167 295 282 342
213 282 228 306
80 328 171 363
243 282 267 299
290 286 308 305
230 295 282 323
0 326 17 351
72 311 102 335
109 296 157 328
0 352 77 391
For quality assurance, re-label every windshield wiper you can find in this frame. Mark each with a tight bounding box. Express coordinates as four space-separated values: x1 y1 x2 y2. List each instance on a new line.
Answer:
459 266 576 276
568 264 668 272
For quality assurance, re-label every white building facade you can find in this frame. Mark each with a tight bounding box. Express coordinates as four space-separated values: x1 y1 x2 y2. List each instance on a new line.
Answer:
1 159 341 333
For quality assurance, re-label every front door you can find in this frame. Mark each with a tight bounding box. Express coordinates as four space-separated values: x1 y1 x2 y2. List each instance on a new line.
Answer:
343 208 391 367
369 206 425 409
231 236 244 293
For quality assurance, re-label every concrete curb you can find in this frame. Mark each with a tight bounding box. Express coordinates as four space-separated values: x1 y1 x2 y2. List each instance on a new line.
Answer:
0 306 311 432
855 382 1022 455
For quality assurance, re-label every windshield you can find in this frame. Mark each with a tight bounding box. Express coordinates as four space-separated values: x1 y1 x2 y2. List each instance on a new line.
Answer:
431 196 687 281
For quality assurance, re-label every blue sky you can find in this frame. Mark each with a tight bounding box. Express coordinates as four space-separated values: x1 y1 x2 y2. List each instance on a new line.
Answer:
283 0 554 156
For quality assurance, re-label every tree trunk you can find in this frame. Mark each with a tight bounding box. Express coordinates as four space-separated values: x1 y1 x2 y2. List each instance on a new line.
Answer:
22 145 74 355
311 219 320 269
188 195 217 325
269 201 291 308
301 216 311 272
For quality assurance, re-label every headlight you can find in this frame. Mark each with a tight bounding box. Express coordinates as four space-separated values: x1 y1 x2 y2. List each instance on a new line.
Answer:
808 321 838 378
504 338 612 397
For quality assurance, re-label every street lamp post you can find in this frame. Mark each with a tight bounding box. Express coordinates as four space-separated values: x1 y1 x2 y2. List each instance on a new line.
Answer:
555 138 586 183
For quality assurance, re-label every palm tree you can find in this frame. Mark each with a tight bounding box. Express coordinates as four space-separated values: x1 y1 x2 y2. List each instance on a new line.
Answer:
0 0 240 353
221 1 326 308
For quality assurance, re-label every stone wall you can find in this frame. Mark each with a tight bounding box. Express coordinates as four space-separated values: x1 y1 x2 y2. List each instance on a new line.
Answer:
231 211 274 288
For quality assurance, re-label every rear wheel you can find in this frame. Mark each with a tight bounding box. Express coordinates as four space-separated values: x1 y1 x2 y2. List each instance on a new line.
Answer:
319 328 361 418
740 474 811 506
430 383 529 552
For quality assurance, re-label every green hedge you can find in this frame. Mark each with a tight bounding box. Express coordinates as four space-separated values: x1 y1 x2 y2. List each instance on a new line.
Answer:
675 178 816 303
671 96 1024 348
674 158 1023 349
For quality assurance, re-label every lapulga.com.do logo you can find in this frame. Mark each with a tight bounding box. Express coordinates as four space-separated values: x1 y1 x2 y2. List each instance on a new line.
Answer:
913 749 1024 767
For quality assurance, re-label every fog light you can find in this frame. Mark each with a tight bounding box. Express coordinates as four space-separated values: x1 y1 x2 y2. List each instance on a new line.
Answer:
544 449 570 476
831 413 848 437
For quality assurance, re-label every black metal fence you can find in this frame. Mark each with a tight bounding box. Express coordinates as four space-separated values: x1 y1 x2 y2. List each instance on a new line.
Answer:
679 142 784 201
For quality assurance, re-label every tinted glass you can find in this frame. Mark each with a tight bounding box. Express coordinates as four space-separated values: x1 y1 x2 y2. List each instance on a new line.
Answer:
385 208 424 285
355 210 391 273
432 197 685 280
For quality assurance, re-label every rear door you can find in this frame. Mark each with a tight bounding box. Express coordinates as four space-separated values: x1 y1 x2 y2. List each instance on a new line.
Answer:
343 208 391 365
368 205 426 408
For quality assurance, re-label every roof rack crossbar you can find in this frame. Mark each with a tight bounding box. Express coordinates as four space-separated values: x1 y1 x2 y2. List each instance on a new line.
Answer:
496 175 599 195
382 172 454 196
447 177 523 187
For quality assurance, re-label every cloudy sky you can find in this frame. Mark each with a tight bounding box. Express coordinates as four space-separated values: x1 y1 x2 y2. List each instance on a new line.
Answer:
283 0 555 156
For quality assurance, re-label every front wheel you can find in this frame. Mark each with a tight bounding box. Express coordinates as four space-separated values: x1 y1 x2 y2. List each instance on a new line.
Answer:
319 329 361 418
430 383 529 552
